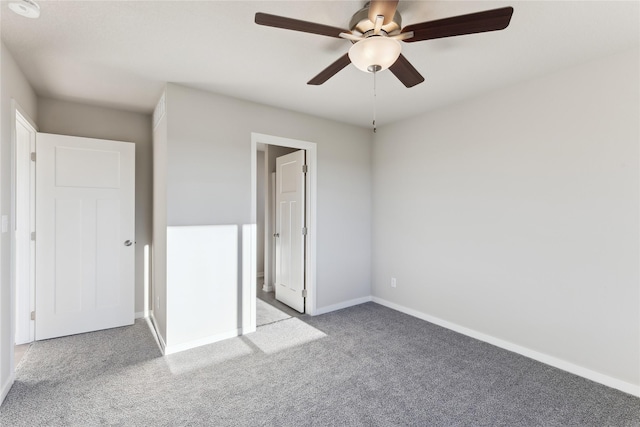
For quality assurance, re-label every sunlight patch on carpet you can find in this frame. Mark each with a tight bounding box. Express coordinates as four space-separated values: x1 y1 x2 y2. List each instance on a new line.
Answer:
247 317 326 354
165 337 254 375
256 299 291 326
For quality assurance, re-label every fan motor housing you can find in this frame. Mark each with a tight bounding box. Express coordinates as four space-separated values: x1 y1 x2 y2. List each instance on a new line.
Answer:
349 2 402 37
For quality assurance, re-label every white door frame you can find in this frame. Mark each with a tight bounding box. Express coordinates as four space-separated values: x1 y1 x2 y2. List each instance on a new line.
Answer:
13 105 37 345
248 133 317 332
9 100 38 374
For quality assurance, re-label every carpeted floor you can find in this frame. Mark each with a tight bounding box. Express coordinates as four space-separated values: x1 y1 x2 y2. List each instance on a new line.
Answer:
256 298 291 326
1 302 638 426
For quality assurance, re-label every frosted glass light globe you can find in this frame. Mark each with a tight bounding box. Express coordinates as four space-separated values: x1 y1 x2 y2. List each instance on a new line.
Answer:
348 37 401 73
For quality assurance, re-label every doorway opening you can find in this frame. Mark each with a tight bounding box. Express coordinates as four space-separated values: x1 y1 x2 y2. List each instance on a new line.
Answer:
256 146 303 325
248 133 317 333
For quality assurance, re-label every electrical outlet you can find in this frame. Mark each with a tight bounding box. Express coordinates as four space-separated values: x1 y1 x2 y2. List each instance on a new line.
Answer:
391 277 397 288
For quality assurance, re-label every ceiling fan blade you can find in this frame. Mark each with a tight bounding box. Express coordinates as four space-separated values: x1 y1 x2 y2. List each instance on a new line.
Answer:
389 54 425 88
255 12 349 38
308 53 351 85
368 0 399 26
402 7 514 43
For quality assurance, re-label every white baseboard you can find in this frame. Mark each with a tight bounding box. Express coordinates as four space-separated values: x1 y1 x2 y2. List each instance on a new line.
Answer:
163 329 241 355
314 296 372 316
147 313 240 356
262 283 274 292
147 312 165 355
372 296 640 397
257 272 264 278
0 372 15 406
135 311 145 319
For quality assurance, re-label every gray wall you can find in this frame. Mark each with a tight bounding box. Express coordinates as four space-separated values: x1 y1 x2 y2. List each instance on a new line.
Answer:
164 83 372 311
37 98 153 315
372 49 639 387
0 41 38 400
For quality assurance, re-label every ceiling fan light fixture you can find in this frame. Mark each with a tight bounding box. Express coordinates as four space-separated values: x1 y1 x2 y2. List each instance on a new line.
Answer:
8 0 40 18
348 36 401 73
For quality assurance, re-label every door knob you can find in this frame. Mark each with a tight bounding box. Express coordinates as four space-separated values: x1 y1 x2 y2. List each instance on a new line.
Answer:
124 240 133 246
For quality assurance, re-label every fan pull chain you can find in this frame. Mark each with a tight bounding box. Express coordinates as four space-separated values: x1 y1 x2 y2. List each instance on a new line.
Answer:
372 70 377 133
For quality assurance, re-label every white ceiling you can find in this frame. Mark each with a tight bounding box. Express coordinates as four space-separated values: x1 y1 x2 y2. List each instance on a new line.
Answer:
1 1 638 128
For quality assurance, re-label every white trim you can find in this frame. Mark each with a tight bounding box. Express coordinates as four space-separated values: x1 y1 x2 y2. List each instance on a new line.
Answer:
147 311 241 356
257 272 264 278
7 101 38 398
372 297 640 397
0 372 15 405
13 107 37 346
250 133 318 326
262 283 274 293
163 329 241 355
314 296 373 316
12 100 38 131
147 312 165 355
135 311 145 319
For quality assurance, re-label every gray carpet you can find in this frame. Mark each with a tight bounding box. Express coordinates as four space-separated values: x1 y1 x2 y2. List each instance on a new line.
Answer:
256 298 291 326
1 302 638 426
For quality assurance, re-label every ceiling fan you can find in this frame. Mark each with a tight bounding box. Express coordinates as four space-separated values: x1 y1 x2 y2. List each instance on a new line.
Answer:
255 1 513 88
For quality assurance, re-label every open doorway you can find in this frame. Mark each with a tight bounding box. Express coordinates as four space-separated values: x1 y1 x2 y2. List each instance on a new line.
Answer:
249 133 317 333
256 145 304 324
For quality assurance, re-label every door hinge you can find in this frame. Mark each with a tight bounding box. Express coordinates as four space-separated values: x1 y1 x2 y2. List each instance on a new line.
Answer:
30 311 35 321
302 164 308 174
302 227 307 236
302 289 307 298
30 231 35 241
30 152 36 162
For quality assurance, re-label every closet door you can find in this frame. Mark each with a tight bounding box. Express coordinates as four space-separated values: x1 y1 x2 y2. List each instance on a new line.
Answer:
35 133 135 340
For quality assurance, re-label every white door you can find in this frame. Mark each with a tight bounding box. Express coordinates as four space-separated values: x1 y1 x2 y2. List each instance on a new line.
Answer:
35 133 135 340
275 150 306 312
